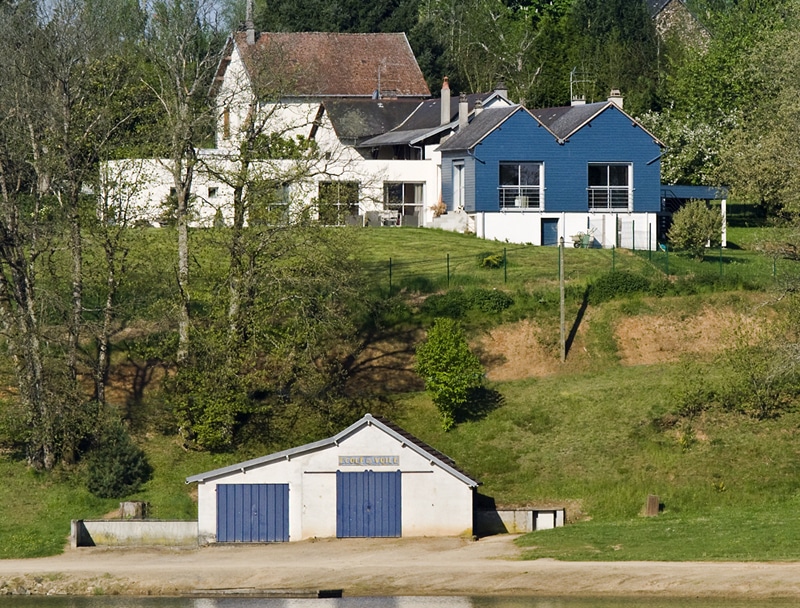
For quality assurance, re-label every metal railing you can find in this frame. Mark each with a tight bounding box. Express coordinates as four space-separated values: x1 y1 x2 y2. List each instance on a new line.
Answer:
588 187 630 211
499 186 541 209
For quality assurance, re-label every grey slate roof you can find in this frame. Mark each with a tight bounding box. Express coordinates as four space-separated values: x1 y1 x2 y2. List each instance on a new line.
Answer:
323 99 422 143
185 413 480 488
531 101 609 141
436 106 523 152
355 92 500 148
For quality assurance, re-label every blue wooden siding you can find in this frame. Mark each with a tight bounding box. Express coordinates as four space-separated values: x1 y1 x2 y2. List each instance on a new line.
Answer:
471 111 561 213
441 156 475 211
336 470 401 538
442 106 662 214
217 483 289 542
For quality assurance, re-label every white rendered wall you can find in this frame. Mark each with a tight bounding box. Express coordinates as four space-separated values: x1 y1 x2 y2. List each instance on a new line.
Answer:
473 211 659 250
195 424 474 542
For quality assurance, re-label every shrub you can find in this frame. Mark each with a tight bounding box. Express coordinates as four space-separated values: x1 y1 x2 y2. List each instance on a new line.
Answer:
420 291 469 318
476 251 504 269
468 288 514 313
590 271 651 303
86 420 152 499
416 318 485 430
668 199 723 260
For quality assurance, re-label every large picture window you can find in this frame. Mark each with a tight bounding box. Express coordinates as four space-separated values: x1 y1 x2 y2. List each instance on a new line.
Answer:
588 163 631 211
499 162 543 209
384 182 423 220
318 181 359 225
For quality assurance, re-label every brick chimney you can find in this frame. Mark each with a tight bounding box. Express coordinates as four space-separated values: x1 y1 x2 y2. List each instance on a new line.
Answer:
441 77 451 126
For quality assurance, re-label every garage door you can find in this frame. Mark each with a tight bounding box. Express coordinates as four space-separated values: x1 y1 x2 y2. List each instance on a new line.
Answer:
216 483 289 542
336 470 401 538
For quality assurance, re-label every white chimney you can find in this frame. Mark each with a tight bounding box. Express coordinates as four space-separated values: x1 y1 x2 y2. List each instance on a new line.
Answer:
608 89 623 109
441 77 451 126
571 96 586 106
494 80 508 100
458 93 468 130
474 99 483 115
245 0 255 45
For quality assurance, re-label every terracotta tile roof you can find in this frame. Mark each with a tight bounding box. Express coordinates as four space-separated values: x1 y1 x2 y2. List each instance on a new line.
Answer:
233 31 430 98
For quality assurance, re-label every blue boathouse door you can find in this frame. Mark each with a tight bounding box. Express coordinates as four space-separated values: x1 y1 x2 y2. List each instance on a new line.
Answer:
216 483 289 542
541 218 559 246
336 470 401 538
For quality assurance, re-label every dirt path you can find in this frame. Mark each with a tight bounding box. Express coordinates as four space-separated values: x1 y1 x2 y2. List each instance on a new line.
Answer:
2 535 800 598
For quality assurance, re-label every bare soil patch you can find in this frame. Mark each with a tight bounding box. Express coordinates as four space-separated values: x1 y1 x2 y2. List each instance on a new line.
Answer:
615 308 755 366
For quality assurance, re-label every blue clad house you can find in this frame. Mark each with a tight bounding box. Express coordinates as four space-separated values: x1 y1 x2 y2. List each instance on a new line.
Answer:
438 95 664 249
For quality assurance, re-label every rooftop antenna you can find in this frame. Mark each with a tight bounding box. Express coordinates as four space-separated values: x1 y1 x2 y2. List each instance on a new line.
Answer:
569 67 593 104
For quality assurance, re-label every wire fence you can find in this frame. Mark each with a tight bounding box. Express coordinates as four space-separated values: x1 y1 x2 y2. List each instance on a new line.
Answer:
361 244 794 297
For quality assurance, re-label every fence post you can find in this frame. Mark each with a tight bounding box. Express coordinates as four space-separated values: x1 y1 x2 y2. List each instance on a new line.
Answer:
503 247 507 284
632 220 635 251
447 253 450 287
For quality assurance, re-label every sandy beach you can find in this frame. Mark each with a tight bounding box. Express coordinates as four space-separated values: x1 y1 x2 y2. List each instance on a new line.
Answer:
1 535 800 598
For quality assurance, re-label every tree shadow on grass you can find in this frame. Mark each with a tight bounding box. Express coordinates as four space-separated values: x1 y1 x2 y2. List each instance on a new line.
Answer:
456 386 505 423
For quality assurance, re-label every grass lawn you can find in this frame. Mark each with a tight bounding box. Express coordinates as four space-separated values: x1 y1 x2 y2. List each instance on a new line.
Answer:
3 220 800 560
516 502 800 561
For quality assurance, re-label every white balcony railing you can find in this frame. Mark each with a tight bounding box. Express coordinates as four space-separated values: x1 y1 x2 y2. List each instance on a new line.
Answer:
499 186 541 209
588 187 630 211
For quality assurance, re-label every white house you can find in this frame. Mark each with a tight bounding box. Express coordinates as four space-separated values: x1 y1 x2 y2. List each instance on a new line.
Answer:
186 414 479 543
105 26 512 229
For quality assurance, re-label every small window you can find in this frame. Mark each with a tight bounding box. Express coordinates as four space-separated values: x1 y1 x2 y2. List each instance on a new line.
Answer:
222 108 230 139
208 187 218 198
588 163 631 211
384 182 423 220
498 162 543 209
318 181 359 226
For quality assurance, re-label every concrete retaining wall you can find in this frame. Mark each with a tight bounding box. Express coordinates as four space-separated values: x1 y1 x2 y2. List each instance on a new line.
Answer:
475 508 565 536
71 520 198 548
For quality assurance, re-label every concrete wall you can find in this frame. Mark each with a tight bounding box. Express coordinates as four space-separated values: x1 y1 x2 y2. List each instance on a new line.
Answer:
472 211 659 250
474 508 565 536
71 520 198 548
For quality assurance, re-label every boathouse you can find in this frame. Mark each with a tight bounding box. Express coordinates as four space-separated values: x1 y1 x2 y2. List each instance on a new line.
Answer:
186 414 479 543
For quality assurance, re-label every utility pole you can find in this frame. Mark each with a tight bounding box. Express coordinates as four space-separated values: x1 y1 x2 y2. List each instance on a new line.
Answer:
560 236 565 363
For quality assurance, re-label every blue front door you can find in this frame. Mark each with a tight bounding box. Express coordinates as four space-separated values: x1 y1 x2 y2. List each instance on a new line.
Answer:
216 483 289 542
542 218 559 246
336 470 401 537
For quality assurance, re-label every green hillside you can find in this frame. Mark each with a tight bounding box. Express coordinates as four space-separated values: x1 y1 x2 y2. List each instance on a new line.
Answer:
2 225 800 560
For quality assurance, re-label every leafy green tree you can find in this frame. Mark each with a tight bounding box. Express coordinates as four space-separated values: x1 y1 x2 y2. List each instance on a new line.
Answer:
167 223 369 452
86 418 152 499
667 199 723 260
566 0 660 114
416 317 485 431
717 2 800 215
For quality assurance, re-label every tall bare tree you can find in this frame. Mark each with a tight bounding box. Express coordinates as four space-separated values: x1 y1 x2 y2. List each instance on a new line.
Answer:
144 0 223 364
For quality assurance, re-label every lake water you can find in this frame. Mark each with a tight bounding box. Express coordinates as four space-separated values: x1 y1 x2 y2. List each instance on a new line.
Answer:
0 597 797 608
